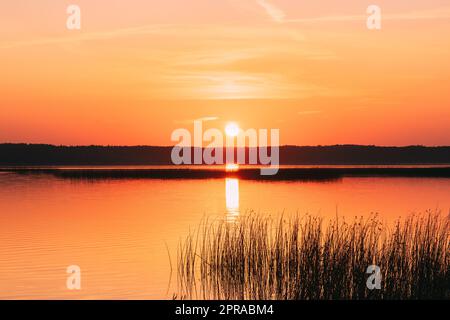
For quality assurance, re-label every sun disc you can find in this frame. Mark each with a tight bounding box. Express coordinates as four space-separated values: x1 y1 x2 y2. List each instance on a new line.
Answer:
225 122 239 137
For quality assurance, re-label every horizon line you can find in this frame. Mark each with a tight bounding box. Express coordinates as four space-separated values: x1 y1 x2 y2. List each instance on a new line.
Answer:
1 142 450 148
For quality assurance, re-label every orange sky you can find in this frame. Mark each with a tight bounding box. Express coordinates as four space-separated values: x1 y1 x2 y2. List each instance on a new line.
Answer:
1 0 449 146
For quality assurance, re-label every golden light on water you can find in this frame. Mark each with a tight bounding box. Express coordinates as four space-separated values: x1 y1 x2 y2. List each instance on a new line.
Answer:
225 163 239 171
225 178 240 221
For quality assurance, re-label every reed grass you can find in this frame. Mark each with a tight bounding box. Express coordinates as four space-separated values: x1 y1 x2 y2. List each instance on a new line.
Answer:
177 212 449 300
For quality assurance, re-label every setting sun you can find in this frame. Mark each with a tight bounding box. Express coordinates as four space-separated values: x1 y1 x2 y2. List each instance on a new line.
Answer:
225 122 240 137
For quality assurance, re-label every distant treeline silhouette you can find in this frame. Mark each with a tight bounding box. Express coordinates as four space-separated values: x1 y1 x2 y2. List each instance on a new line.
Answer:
0 143 449 165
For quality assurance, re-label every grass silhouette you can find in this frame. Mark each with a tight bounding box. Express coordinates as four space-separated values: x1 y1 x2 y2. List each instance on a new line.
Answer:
178 212 449 299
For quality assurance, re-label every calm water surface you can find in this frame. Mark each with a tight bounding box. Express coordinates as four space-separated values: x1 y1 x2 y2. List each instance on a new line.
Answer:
0 170 449 299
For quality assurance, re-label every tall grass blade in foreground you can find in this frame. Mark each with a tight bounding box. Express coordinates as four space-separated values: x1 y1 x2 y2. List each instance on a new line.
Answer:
178 212 449 299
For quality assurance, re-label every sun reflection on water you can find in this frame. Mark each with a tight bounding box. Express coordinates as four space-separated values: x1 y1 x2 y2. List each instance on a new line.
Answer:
225 178 239 221
225 163 239 172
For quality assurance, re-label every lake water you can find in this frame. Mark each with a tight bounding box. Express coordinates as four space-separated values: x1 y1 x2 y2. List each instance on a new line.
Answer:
0 169 449 299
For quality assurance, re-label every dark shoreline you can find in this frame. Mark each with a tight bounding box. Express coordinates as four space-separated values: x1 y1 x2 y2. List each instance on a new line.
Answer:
2 144 450 166
2 166 450 181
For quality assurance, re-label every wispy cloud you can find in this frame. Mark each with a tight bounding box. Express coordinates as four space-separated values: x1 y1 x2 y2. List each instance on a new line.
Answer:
0 24 175 49
286 9 450 23
0 23 305 50
198 116 219 122
256 0 286 23
0 19 332 100
255 1 450 24
174 116 219 125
